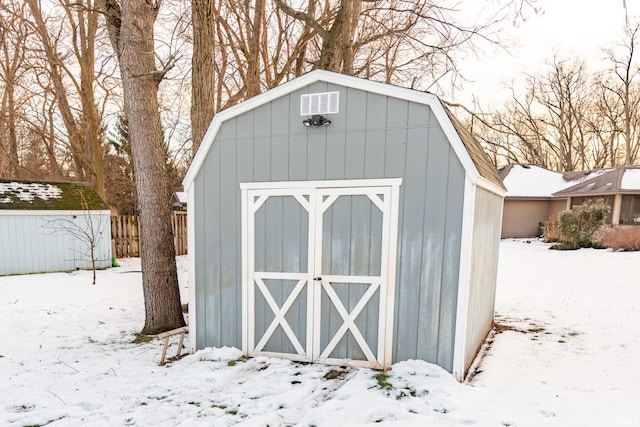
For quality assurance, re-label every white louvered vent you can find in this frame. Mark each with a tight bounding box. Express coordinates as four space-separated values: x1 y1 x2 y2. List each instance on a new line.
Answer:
300 91 339 115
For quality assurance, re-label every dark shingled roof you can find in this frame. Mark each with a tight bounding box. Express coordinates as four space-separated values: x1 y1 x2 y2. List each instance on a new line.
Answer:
444 107 506 190
553 167 639 196
0 179 109 211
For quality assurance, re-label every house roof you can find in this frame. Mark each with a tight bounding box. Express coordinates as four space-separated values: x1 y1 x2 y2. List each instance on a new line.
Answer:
499 164 574 197
554 166 640 196
183 69 504 195
173 191 187 204
0 179 109 211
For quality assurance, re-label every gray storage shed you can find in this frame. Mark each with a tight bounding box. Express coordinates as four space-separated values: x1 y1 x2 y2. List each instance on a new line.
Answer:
183 70 505 380
0 180 112 275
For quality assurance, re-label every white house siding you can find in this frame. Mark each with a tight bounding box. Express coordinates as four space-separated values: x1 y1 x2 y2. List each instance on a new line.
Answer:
463 188 503 374
0 211 112 276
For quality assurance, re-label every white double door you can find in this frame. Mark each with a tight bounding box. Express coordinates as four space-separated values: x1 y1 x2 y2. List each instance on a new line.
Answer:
241 179 400 369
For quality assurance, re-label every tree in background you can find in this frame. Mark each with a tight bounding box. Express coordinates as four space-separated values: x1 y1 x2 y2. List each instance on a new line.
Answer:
0 2 30 178
470 22 640 172
104 113 137 215
190 0 216 153
601 19 640 166
189 0 540 158
25 0 108 198
99 0 185 334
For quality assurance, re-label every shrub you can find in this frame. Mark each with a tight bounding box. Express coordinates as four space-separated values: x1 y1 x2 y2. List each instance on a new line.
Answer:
554 199 610 250
542 216 562 243
596 226 640 251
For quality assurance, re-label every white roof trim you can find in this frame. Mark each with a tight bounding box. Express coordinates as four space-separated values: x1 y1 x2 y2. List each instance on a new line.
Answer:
183 69 482 189
476 176 507 197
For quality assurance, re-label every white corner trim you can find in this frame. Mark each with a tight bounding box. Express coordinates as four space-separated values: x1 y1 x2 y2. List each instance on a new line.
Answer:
429 101 482 185
187 187 197 353
452 176 476 381
183 118 223 188
476 176 507 198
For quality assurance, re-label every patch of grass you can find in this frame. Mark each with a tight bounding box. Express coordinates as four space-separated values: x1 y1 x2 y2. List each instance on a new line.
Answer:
528 327 545 333
132 333 153 344
226 409 238 415
374 372 393 390
395 388 417 400
211 403 227 409
187 401 200 406
568 331 580 337
227 356 248 367
558 339 566 343
22 417 66 427
324 369 348 380
139 402 147 406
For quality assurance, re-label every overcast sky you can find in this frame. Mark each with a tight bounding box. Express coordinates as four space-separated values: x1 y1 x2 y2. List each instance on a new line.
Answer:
455 0 640 107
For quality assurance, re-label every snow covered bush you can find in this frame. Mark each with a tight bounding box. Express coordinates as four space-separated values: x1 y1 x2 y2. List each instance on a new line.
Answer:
596 226 640 251
554 199 610 250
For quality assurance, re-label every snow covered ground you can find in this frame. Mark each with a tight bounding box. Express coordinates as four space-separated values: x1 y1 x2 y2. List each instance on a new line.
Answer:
1 239 639 426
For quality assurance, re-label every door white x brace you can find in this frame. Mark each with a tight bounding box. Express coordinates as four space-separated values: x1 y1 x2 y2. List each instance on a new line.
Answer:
318 277 381 363
252 273 308 356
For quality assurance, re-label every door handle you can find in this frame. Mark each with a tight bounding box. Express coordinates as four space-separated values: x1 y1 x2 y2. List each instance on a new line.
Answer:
313 277 322 281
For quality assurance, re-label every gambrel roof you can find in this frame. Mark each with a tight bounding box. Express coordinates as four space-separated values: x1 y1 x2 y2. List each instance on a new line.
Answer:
184 70 505 195
0 179 109 211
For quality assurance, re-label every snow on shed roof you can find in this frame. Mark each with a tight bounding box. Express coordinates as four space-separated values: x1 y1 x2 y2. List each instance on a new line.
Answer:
0 179 109 211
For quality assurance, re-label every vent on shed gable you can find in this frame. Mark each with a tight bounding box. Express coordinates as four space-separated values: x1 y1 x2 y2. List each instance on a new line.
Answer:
300 91 339 116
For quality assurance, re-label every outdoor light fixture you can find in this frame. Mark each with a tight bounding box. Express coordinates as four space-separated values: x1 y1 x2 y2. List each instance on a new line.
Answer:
303 114 331 127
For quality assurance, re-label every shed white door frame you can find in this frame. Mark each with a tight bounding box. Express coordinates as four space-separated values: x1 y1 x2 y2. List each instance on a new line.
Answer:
241 179 401 369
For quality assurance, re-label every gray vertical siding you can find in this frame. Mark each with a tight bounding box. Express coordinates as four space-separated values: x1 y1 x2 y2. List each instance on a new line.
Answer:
0 212 111 276
193 82 466 370
464 187 503 372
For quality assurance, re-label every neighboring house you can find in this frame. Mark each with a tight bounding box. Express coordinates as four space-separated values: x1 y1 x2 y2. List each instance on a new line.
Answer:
499 164 640 238
171 191 187 211
555 166 640 225
0 179 112 275
182 70 506 381
499 164 572 238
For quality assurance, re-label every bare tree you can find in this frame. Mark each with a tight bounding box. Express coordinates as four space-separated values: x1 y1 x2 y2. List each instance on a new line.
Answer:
191 0 217 153
44 191 107 285
189 0 539 141
0 2 30 178
474 57 594 171
24 0 108 196
99 0 185 335
601 19 640 165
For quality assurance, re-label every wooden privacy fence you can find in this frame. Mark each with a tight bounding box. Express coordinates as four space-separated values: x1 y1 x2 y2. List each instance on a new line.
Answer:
111 213 187 257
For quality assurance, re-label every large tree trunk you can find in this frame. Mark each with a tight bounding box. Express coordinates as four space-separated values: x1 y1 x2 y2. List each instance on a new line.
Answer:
100 0 185 334
191 0 217 154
